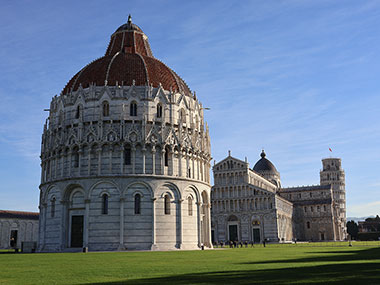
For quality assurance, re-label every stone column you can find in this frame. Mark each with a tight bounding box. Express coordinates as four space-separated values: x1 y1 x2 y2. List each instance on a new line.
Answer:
84 199 90 248
169 149 173 176
152 146 156 175
151 198 157 249
54 155 58 179
192 155 195 179
87 149 91 176
78 148 83 176
177 199 183 248
186 153 190 178
61 154 64 178
206 203 212 247
178 149 182 177
109 146 113 173
68 150 72 177
120 148 124 174
38 203 47 251
97 147 102 176
196 202 201 247
161 149 165 175
49 157 53 181
197 158 200 180
60 200 68 250
40 161 45 183
132 146 136 174
200 159 203 181
119 197 125 250
142 147 146 174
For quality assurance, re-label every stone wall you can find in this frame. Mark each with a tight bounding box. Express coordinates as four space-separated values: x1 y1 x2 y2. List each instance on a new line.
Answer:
0 215 39 249
39 176 210 252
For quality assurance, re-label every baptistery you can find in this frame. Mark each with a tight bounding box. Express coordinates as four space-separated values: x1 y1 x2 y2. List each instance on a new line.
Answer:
38 16 212 251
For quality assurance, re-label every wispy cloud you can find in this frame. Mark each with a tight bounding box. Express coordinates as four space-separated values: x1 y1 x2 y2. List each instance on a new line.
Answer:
349 201 380 217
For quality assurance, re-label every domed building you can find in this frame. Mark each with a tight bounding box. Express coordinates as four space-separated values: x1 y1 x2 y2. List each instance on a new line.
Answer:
252 150 281 188
211 151 346 243
38 16 212 252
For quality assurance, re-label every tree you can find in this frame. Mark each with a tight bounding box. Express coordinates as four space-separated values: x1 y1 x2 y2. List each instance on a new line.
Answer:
346 220 359 240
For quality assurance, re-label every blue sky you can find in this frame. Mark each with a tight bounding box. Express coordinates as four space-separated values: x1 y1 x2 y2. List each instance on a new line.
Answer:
0 0 379 217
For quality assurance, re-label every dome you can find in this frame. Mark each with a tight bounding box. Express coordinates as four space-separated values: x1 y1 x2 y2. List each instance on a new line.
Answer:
62 15 192 96
253 150 278 173
39 18 212 252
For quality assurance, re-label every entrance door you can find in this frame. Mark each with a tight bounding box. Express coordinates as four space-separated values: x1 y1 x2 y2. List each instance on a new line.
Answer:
71 215 84 248
229 225 238 241
252 228 260 243
321 233 325 241
10 230 18 248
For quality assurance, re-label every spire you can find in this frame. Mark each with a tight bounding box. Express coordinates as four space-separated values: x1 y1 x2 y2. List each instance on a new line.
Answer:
261 149 266 158
127 14 132 28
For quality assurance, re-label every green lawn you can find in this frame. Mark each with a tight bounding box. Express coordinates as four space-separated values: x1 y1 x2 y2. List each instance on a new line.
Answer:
0 244 379 284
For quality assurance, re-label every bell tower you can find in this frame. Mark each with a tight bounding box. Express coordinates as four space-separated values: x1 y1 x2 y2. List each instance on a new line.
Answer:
320 158 346 240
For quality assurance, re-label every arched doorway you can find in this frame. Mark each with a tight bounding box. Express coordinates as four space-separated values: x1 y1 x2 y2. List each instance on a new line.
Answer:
227 215 239 242
63 186 86 249
252 220 261 243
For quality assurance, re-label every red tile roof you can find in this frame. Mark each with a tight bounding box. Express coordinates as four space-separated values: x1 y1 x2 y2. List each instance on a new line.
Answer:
0 210 39 220
62 20 191 96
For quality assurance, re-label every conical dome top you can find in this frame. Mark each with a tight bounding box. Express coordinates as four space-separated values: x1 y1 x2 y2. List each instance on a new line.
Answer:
62 16 192 96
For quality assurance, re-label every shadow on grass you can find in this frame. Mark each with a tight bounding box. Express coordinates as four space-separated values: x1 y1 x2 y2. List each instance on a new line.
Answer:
240 247 380 265
88 248 380 285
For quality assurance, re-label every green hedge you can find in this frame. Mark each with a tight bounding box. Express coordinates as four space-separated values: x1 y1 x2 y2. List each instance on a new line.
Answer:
357 232 380 241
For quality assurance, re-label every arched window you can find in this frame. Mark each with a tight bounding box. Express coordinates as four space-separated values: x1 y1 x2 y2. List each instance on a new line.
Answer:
188 196 193 216
102 194 108 215
130 102 137 116
164 146 171 167
134 194 141 214
75 105 82 119
307 221 310 229
51 198 56 218
179 108 186 121
58 111 63 125
103 101 109 117
73 148 79 168
164 195 171 215
124 147 131 165
157 104 162 118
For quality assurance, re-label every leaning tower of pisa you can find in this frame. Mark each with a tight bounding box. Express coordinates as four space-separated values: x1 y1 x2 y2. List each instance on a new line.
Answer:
320 158 346 240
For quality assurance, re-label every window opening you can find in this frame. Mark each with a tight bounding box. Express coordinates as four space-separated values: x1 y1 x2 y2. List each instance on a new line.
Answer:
164 195 171 215
134 194 141 214
102 194 109 215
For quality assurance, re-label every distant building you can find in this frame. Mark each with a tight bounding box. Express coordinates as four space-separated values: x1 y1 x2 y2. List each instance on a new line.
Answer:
0 210 39 249
358 216 380 233
211 151 346 243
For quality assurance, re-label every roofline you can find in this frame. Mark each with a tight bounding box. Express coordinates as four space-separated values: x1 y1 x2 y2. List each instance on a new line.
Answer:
213 155 248 168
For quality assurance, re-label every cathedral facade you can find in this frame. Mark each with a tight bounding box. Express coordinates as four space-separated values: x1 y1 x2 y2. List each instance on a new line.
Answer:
38 17 212 252
211 151 346 243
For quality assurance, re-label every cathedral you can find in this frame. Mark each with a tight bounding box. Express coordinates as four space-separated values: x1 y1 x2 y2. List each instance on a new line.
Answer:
211 151 346 243
38 17 212 252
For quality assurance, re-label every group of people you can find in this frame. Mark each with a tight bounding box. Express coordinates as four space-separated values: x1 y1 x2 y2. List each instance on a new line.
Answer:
213 239 268 248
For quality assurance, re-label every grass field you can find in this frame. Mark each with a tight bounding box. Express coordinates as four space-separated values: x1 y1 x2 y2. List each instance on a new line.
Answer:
0 244 379 284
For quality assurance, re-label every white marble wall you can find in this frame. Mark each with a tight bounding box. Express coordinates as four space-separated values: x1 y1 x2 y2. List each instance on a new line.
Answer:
39 177 211 252
0 218 39 249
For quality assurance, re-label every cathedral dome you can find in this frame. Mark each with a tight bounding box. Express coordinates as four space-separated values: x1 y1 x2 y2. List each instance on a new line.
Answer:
39 17 212 252
62 15 191 97
253 150 278 173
